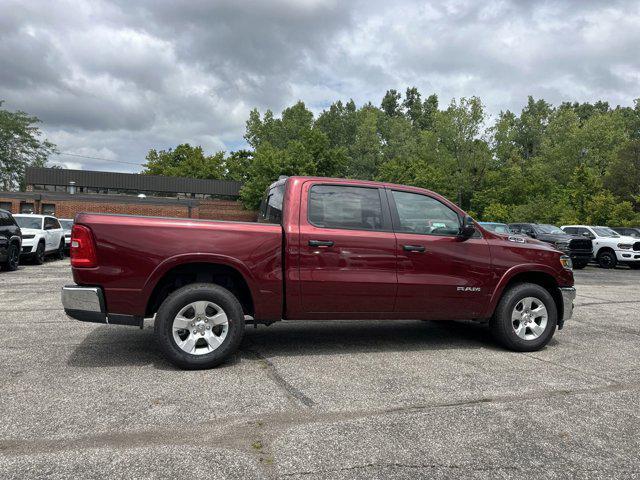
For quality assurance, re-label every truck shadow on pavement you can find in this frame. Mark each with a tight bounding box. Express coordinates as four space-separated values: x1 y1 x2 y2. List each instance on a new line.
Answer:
66 319 521 370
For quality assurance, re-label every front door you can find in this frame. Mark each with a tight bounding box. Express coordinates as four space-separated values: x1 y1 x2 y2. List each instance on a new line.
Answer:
388 189 493 320
297 182 397 317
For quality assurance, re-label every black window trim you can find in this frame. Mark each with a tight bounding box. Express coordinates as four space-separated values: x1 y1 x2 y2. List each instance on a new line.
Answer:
386 188 474 238
306 182 393 233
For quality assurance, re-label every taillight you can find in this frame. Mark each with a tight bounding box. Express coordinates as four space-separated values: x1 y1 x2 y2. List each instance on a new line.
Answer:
70 225 97 268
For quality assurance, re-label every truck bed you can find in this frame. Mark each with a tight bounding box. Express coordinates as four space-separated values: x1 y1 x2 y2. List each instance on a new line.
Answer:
72 213 283 320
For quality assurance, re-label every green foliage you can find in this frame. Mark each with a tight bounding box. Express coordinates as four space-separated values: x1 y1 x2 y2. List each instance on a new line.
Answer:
0 101 57 191
142 144 225 179
141 89 640 225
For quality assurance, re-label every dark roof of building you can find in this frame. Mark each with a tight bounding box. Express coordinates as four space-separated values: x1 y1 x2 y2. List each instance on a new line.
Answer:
25 167 242 197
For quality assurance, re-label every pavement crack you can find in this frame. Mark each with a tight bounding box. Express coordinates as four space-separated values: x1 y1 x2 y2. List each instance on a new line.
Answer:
519 352 620 384
242 347 316 408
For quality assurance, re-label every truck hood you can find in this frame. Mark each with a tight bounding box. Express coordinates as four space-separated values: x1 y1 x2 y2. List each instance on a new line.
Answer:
495 233 558 251
535 233 585 243
20 228 42 236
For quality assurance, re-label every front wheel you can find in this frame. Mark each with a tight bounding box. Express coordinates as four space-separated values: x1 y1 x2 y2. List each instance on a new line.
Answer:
154 283 245 369
490 283 557 352
596 250 617 269
3 243 20 271
572 259 588 270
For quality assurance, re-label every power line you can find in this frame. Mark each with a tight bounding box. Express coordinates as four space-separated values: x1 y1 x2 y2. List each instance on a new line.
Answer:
55 151 144 166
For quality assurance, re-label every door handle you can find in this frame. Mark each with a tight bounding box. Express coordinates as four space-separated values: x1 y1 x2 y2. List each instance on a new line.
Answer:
403 244 425 252
308 240 334 247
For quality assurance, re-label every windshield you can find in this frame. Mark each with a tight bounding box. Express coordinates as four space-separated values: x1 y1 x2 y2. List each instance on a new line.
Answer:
593 227 619 237
15 216 43 230
537 224 565 234
483 223 511 234
59 220 74 230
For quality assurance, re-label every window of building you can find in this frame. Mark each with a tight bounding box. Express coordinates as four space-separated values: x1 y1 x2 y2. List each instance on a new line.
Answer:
42 203 56 216
20 202 35 214
0 201 12 212
391 190 460 236
308 184 384 231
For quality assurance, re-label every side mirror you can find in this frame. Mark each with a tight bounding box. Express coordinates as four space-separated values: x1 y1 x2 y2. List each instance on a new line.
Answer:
458 215 475 240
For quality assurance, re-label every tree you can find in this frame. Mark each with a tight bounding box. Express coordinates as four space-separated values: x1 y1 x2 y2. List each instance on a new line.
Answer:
142 144 225 179
381 89 402 117
0 101 57 191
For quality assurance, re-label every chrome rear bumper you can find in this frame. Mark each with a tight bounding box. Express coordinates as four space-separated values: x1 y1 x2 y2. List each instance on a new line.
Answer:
61 285 142 327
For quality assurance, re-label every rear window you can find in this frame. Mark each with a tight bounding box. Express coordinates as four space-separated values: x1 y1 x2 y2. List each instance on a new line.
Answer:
258 182 285 224
308 185 384 231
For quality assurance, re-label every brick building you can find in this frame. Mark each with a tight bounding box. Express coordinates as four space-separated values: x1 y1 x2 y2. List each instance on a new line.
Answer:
0 167 256 222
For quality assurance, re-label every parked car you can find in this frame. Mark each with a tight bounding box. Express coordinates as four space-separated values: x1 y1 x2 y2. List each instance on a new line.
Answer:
59 219 74 253
509 223 593 269
611 227 640 239
561 225 640 269
0 209 22 271
478 222 512 234
62 176 576 369
14 214 66 264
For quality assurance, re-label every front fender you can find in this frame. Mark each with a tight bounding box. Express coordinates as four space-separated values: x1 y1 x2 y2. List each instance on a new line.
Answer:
483 263 564 318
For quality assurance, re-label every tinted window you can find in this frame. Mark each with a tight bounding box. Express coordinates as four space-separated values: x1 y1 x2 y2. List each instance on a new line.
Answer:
258 182 285 224
0 212 8 226
391 190 460 235
44 217 57 230
308 185 384 231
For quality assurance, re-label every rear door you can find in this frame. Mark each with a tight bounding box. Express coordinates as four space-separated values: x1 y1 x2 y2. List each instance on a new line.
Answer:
297 181 397 317
388 188 492 320
43 217 55 250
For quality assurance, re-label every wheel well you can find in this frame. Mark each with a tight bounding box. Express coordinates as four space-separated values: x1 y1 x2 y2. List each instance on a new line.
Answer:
146 263 254 318
500 271 562 320
596 246 614 257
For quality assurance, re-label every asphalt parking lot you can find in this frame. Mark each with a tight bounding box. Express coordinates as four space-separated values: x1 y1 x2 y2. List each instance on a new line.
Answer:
1 259 639 479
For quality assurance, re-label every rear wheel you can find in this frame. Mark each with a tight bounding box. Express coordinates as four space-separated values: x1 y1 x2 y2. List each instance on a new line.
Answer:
2 243 19 271
154 283 245 369
490 283 557 352
55 239 65 260
33 241 45 265
596 249 617 269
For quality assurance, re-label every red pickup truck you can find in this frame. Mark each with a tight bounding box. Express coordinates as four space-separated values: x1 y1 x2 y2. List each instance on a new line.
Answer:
62 176 576 369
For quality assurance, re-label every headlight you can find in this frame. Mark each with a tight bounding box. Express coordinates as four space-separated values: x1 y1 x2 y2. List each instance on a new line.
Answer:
618 243 632 250
554 242 570 251
21 234 35 239
560 255 573 270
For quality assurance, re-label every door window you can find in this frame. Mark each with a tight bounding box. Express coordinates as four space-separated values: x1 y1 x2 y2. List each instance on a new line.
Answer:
391 190 460 236
44 217 57 230
308 185 384 231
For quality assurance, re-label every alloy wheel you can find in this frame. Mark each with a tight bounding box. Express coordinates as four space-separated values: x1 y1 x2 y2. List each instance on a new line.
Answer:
511 296 548 341
172 301 229 355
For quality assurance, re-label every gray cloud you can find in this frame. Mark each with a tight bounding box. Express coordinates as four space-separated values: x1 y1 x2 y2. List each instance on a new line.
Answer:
0 0 638 172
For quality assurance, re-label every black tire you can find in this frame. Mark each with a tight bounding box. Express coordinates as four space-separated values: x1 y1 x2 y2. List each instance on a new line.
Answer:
572 259 588 270
490 283 557 352
55 239 65 260
628 263 640 270
154 283 245 369
2 243 20 271
596 249 617 269
33 241 45 265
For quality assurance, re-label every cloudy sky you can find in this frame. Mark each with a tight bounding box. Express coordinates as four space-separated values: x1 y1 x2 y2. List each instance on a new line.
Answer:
1 0 639 173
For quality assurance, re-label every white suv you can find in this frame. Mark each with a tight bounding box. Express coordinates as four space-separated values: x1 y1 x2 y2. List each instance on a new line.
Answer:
561 225 640 269
13 214 66 265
